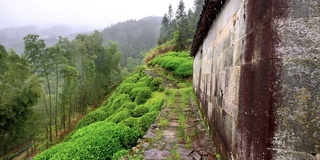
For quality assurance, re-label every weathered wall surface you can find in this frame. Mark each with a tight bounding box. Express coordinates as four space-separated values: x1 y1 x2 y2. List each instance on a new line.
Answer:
272 0 320 159
192 0 320 159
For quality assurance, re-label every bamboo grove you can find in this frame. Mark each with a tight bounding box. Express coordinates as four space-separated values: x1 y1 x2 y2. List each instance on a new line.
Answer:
0 31 122 156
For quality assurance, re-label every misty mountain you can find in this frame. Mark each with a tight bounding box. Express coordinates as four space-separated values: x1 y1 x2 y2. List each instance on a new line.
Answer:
0 25 92 54
0 16 162 59
101 16 162 65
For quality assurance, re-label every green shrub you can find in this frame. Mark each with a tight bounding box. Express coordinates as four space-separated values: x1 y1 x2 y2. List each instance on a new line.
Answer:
122 102 137 110
134 82 148 88
147 51 193 78
75 110 108 130
135 65 146 74
33 143 65 160
123 76 138 83
132 105 149 117
137 111 160 132
108 109 131 123
149 99 165 112
119 117 139 129
165 51 179 57
134 89 152 105
105 94 132 116
161 56 186 71
147 57 160 67
177 51 191 57
174 61 193 77
150 77 163 91
138 75 153 86
130 87 150 100
34 122 139 160
112 149 129 160
114 83 135 95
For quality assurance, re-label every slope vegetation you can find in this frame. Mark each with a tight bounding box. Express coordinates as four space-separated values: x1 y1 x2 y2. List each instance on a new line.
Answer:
33 67 165 160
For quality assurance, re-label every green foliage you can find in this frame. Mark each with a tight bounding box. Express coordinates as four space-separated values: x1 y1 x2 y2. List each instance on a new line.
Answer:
123 76 138 83
75 110 108 130
106 94 132 116
137 111 160 132
149 99 165 112
157 0 202 50
0 46 42 155
115 83 135 95
150 77 163 91
134 82 148 88
130 87 150 100
122 102 138 110
119 117 139 129
147 51 193 78
132 105 149 117
138 75 153 86
174 61 193 77
134 89 152 105
112 149 129 160
120 111 159 136
135 65 147 77
107 109 131 123
34 122 139 160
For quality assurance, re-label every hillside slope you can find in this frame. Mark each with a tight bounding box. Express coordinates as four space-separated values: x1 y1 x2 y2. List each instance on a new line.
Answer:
101 16 161 66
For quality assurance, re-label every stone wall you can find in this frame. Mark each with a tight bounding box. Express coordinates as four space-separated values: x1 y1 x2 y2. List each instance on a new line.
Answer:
192 0 319 159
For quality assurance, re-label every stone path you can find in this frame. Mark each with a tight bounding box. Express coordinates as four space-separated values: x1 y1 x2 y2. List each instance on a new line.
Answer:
120 70 217 159
124 88 217 159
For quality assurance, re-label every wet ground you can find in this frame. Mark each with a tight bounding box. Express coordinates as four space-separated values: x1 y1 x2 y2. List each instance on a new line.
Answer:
123 71 217 160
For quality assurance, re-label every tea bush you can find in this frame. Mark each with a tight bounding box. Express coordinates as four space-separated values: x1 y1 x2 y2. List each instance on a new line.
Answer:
134 82 148 88
149 99 165 112
130 87 150 100
137 75 153 86
122 102 137 110
132 105 149 117
112 149 129 160
75 110 108 130
174 61 193 78
107 109 131 123
150 77 163 91
134 89 152 104
34 122 139 160
147 51 193 78
122 76 138 83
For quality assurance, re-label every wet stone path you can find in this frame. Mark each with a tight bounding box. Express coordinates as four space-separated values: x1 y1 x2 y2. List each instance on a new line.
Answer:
124 87 217 159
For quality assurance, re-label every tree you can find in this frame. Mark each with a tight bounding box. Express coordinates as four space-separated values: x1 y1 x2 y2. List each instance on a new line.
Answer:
174 0 192 50
176 0 186 24
0 46 41 155
157 13 170 45
60 65 78 130
168 3 174 22
46 45 68 137
193 0 204 21
23 34 54 142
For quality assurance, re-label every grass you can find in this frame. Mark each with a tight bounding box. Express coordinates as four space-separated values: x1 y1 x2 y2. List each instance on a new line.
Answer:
159 119 169 128
169 146 181 160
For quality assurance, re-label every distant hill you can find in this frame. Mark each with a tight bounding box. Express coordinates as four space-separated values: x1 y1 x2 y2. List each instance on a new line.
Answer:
0 16 162 60
101 16 162 66
0 25 92 54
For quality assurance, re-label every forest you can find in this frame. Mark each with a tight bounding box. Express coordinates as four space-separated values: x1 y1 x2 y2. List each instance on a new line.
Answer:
0 0 204 159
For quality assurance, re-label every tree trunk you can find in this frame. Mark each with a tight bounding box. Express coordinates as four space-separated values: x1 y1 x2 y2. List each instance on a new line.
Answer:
45 74 53 142
0 74 8 105
55 66 59 137
0 129 5 145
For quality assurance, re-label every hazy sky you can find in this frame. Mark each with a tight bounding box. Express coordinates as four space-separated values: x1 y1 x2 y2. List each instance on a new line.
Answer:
0 0 194 30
